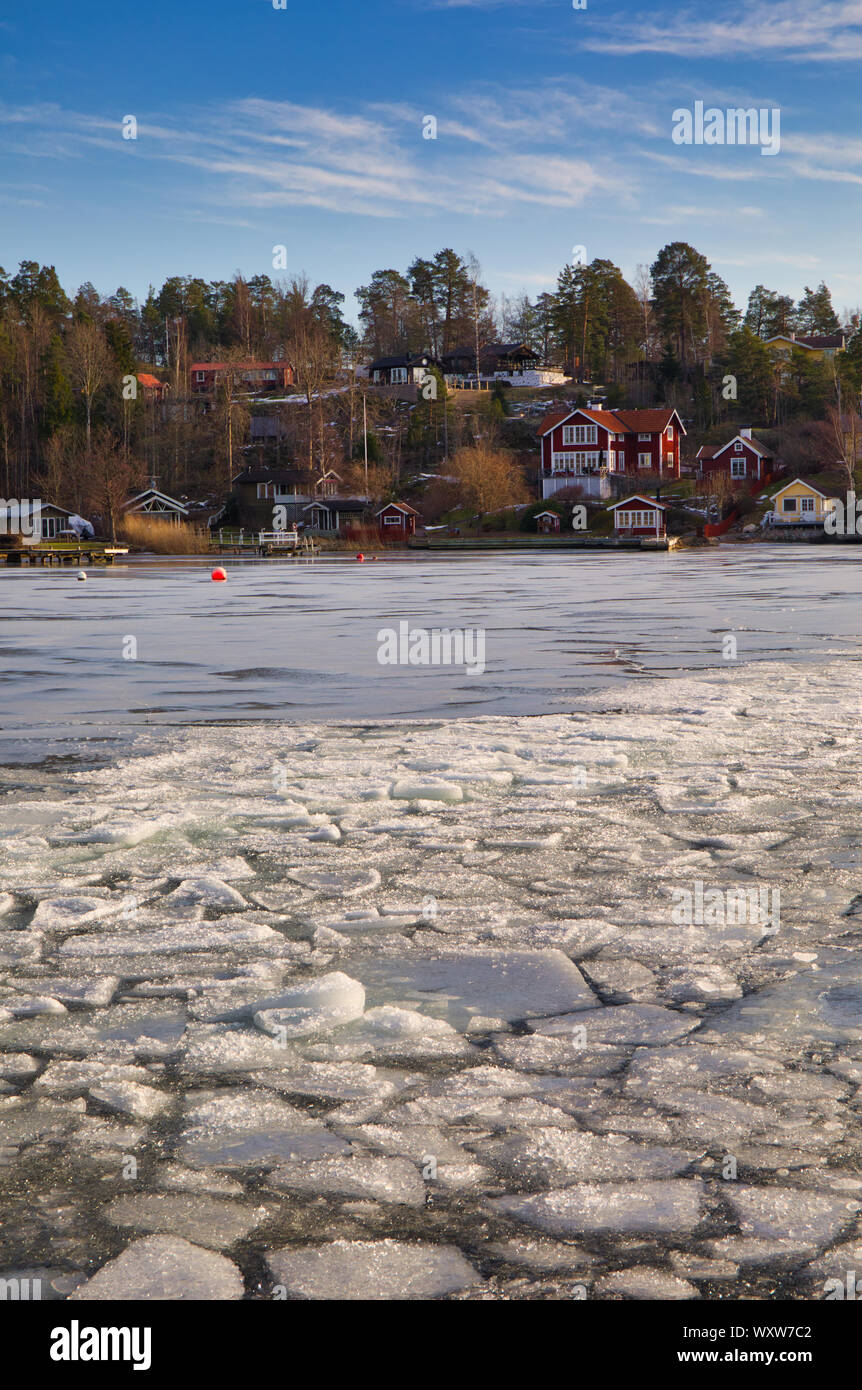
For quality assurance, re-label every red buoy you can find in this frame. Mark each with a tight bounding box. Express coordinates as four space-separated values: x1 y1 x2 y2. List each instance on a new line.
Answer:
211 567 227 582
356 553 365 562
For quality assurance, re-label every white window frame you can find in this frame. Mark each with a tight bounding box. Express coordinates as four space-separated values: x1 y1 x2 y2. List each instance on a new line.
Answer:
800 496 815 513
782 497 797 512
731 458 746 479
383 514 401 526
564 423 597 445
638 432 652 441
638 452 652 469
391 367 408 384
734 440 744 452
666 425 674 440
551 452 576 473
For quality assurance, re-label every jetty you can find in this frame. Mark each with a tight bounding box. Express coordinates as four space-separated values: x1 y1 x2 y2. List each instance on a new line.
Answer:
0 540 129 566
212 528 317 556
410 535 669 552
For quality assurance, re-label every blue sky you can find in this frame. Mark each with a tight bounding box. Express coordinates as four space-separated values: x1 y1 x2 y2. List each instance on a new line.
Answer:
2 0 862 326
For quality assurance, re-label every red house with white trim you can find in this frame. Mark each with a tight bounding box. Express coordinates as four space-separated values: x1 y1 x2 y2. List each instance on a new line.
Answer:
537 406 685 499
696 429 773 483
190 362 294 395
376 501 420 539
610 494 667 537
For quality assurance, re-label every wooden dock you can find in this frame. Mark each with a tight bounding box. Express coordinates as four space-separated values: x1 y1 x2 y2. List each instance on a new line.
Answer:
411 535 669 552
0 541 129 566
213 529 317 556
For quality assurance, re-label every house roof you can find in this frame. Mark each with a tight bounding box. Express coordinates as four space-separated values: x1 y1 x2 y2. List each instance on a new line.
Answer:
765 333 845 352
190 361 289 373
375 501 421 517
534 510 562 519
233 466 315 485
697 434 772 461
303 497 367 514
137 373 164 390
609 495 668 511
537 406 685 437
771 478 841 500
368 352 436 371
123 488 188 515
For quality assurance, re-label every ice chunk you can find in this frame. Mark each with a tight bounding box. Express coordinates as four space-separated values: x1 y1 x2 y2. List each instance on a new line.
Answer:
69 1236 243 1300
105 1193 270 1249
725 1186 860 1246
298 1006 470 1062
491 1180 706 1238
267 1155 426 1207
596 1268 698 1300
6 996 67 1018
267 1239 479 1300
391 780 463 803
351 948 596 1029
474 1129 698 1185
662 965 742 1005
15 976 119 1009
166 877 248 911
253 972 365 1039
0 1053 40 1085
88 1079 171 1121
179 1090 351 1168
284 868 381 897
31 896 123 932
59 921 285 957
530 1004 699 1046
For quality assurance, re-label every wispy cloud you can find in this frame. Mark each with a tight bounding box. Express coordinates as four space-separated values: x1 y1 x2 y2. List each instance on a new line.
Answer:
584 1 862 61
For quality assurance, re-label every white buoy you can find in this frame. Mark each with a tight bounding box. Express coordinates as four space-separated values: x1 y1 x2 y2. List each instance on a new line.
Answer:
77 570 87 582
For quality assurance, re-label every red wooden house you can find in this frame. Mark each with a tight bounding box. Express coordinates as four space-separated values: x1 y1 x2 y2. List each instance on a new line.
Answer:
696 429 773 484
190 362 294 395
137 373 169 402
376 501 420 539
537 406 685 499
610 494 667 537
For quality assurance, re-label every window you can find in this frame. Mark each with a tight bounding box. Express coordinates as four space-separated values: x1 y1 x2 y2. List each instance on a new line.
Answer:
638 432 652 441
638 452 652 468
391 367 407 384
195 371 206 382
42 516 59 538
373 370 381 383
666 426 674 440
552 452 599 473
563 424 597 445
734 441 743 452
800 496 815 512
782 497 797 512
731 459 746 479
383 514 401 526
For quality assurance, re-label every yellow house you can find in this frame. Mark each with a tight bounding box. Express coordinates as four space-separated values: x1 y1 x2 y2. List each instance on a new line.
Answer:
769 478 839 525
765 332 845 364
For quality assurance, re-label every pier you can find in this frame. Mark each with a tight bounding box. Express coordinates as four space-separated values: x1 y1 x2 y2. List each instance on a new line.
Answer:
0 541 129 566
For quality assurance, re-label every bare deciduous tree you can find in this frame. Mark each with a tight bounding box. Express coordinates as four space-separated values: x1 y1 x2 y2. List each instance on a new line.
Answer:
450 443 527 531
66 320 111 460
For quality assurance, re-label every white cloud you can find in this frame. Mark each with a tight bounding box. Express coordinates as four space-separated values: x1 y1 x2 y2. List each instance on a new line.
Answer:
583 1 862 61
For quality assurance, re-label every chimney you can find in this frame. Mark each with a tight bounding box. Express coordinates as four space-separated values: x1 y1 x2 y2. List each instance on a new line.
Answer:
740 428 752 440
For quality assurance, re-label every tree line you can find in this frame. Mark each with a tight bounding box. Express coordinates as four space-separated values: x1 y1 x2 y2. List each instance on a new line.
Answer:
1 242 860 517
